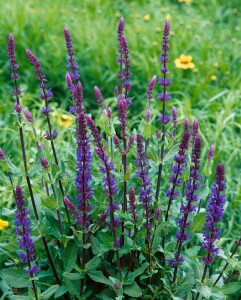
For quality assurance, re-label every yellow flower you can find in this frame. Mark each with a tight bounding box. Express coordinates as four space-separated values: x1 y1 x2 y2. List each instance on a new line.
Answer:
144 14 150 21
135 28 141 33
165 15 171 20
0 219 9 230
175 54 195 69
59 114 73 128
210 75 217 81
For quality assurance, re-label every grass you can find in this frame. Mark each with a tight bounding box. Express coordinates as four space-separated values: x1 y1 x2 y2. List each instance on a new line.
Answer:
0 0 241 296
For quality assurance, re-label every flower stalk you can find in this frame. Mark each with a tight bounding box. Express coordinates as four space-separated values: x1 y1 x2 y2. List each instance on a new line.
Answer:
156 20 172 202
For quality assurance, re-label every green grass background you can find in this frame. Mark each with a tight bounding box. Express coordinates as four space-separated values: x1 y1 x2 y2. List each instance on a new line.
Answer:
0 0 241 294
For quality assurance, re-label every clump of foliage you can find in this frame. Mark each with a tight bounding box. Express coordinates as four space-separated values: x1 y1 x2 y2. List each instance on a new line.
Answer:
0 17 240 300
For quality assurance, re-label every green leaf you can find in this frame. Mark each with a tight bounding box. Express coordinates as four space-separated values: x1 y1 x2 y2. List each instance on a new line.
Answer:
63 272 83 280
6 159 23 176
221 282 241 294
143 124 156 139
196 285 212 299
42 196 58 210
185 246 201 257
63 272 80 297
0 269 31 288
190 213 206 232
197 186 210 200
61 241 78 272
147 147 159 162
88 271 112 286
40 285 59 300
28 149 45 178
54 285 68 298
125 262 149 283
174 272 194 297
123 282 142 297
163 144 179 163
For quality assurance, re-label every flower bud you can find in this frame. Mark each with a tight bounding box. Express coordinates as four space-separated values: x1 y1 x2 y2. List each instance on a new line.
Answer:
40 157 49 169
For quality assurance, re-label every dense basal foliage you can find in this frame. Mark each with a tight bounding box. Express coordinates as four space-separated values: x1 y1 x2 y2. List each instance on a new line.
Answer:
0 17 240 300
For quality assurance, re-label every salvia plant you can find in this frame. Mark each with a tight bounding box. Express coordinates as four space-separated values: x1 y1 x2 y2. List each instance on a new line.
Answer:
0 17 240 300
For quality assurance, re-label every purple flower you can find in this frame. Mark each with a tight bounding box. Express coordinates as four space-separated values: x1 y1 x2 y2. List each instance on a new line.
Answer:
155 207 161 221
86 115 119 227
172 107 178 129
146 107 152 122
202 164 226 266
23 109 33 123
94 86 104 107
66 72 75 95
107 107 112 119
170 135 202 268
136 133 153 228
117 18 132 95
207 145 215 161
117 17 124 40
157 114 170 124
147 75 157 100
8 34 19 79
41 107 51 116
14 102 22 114
158 21 171 127
0 148 6 160
64 196 81 224
64 27 80 81
75 109 93 228
117 94 128 137
40 157 49 169
192 119 199 141
43 129 57 141
129 188 138 223
165 119 191 221
14 185 39 275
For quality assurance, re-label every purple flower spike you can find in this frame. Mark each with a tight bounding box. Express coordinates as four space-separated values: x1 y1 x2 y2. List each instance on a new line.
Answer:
107 107 112 119
94 86 104 107
202 164 226 266
8 34 20 78
192 119 199 140
75 108 93 228
155 207 161 221
172 107 177 129
118 17 124 40
117 94 128 137
23 109 33 123
208 145 215 161
165 120 191 221
0 148 6 160
64 196 81 224
171 135 202 271
86 115 120 252
147 75 157 100
15 185 39 275
129 188 138 223
114 86 119 97
64 27 80 81
66 73 75 95
136 133 153 228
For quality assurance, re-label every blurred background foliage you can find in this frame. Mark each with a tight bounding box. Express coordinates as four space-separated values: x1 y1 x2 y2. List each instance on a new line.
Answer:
0 0 241 260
